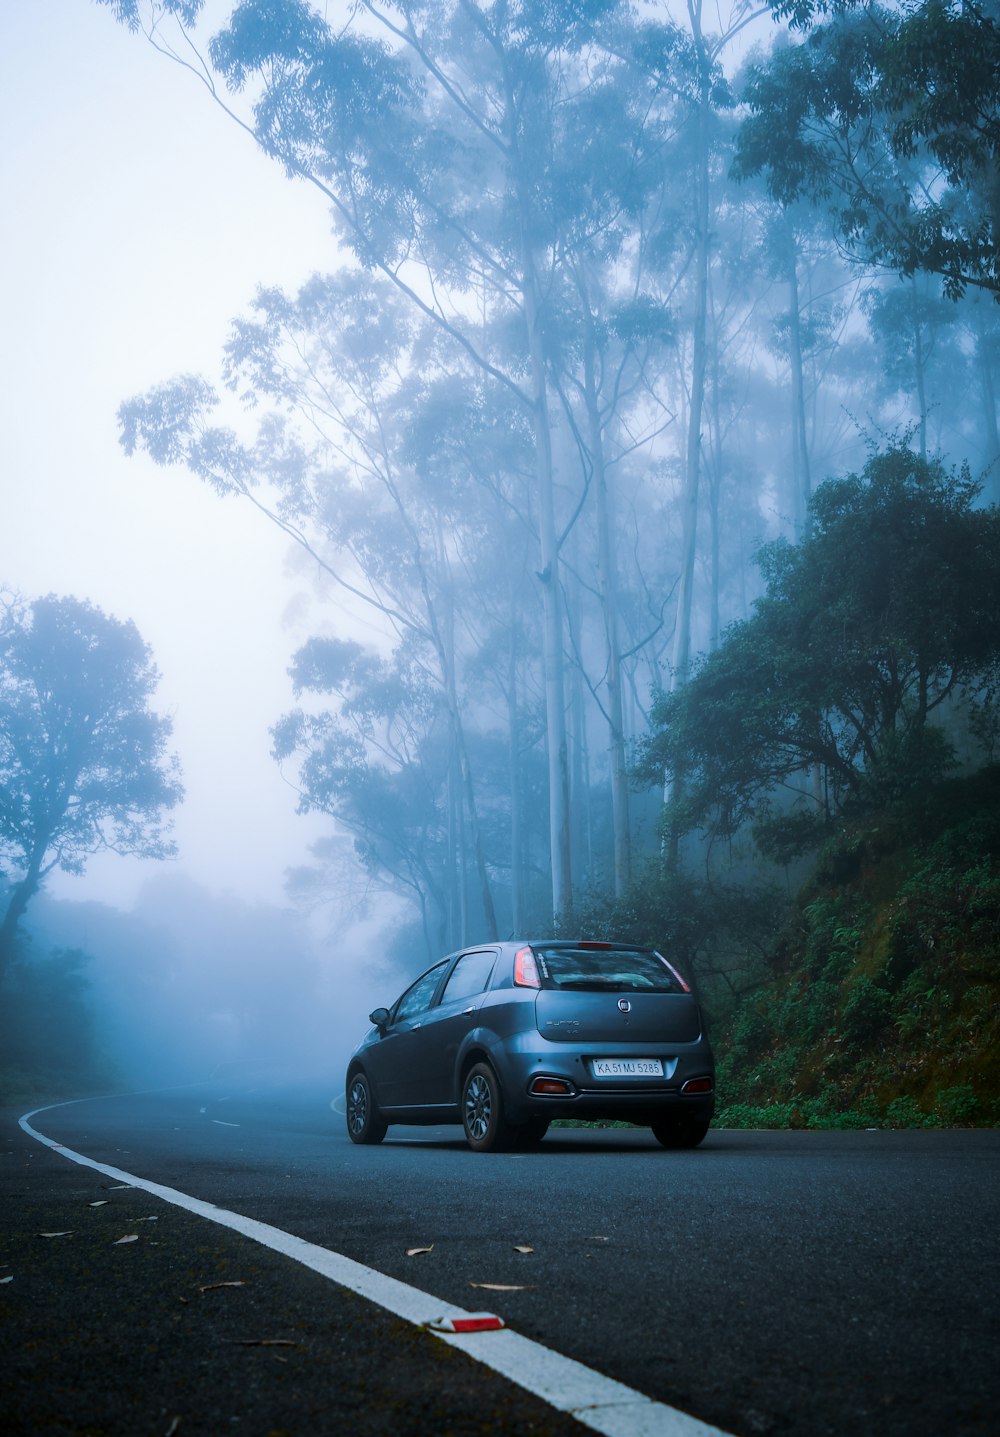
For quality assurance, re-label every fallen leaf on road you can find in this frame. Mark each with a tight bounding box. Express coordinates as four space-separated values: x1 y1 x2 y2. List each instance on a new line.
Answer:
0 1275 12 1285
105 1184 132 1191
132 1216 159 1223
588 1235 610 1243
406 1245 434 1257
113 1235 139 1245
37 1231 73 1238
513 1245 534 1254
197 1281 247 1292
88 1200 110 1208
164 1418 181 1437
469 1282 536 1291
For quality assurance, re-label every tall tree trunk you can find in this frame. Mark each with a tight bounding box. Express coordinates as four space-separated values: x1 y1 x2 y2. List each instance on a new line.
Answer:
411 523 498 941
671 13 711 688
447 756 460 948
577 274 631 896
665 22 711 867
444 657 497 940
0 844 47 977
786 218 812 539
708 271 724 651
508 93 573 925
565 569 595 884
911 275 928 460
507 578 523 936
973 298 1000 505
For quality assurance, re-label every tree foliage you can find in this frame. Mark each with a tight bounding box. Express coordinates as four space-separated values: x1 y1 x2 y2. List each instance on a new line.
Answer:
0 593 183 963
734 0 1000 299
638 447 1000 855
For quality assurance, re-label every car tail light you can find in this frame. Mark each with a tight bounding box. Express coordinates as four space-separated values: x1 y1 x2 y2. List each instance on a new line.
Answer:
681 1077 713 1094
529 1076 575 1096
514 946 541 987
654 950 691 993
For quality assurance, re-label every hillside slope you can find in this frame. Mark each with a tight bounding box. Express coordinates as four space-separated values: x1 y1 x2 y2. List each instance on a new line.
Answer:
715 766 1000 1128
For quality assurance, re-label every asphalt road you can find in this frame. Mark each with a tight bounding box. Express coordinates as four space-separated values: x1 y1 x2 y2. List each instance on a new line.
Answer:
7 1076 1000 1437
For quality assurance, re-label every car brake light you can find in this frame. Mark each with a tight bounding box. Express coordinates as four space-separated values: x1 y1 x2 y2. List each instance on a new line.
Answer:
514 946 541 987
681 1077 713 1094
576 940 613 949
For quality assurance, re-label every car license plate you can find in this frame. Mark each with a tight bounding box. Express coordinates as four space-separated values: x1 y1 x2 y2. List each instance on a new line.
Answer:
590 1058 663 1078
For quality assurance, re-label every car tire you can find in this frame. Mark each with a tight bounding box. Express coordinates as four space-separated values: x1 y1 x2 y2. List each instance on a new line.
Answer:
651 1114 710 1149
515 1117 551 1148
462 1062 516 1152
346 1071 388 1145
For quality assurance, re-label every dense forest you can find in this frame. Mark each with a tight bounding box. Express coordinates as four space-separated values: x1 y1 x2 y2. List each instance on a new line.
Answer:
3 0 998 1116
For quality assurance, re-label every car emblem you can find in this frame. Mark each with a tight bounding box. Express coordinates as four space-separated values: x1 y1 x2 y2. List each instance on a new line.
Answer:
618 998 631 1014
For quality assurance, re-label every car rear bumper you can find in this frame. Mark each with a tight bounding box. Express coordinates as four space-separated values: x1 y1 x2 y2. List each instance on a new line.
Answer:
491 1033 715 1124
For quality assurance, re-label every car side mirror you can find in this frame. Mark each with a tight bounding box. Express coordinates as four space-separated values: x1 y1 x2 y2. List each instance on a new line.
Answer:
369 1007 391 1032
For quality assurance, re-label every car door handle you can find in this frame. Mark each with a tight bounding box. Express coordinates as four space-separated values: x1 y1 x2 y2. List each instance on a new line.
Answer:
412 1022 422 1029
463 1006 476 1015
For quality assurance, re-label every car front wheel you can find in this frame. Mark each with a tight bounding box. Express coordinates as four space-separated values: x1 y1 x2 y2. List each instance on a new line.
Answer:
462 1062 515 1152
346 1071 388 1145
651 1114 710 1149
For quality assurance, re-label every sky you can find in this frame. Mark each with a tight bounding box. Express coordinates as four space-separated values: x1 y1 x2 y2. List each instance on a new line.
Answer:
0 2 354 912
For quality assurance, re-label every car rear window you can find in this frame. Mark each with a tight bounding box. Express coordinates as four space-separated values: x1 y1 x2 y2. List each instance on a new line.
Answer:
531 946 687 994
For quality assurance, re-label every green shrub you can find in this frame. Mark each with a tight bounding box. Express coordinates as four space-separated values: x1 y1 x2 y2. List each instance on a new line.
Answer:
885 1095 928 1127
932 1084 981 1125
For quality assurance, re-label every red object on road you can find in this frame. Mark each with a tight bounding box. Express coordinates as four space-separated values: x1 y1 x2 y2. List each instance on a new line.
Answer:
426 1312 505 1333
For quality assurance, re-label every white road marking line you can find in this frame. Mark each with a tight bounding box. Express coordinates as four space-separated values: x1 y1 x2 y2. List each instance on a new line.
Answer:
19 1103 732 1437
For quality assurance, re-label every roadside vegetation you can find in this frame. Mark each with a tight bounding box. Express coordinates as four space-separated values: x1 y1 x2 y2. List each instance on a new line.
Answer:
713 768 1000 1128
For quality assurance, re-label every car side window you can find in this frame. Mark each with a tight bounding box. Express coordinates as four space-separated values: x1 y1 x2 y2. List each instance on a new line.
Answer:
393 963 447 1023
440 950 497 1005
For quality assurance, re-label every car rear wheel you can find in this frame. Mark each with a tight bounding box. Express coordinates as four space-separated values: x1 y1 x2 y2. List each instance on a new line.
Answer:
515 1117 550 1148
651 1114 710 1149
346 1071 388 1145
462 1062 515 1152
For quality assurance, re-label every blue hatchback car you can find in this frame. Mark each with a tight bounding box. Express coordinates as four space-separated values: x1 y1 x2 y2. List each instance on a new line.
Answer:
345 940 715 1151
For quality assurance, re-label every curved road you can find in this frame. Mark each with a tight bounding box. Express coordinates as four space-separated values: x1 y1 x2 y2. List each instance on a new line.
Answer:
23 1076 1000 1437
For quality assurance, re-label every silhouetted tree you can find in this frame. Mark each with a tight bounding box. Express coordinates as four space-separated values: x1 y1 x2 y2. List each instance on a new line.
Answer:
638 448 1000 856
0 592 182 969
735 0 1000 301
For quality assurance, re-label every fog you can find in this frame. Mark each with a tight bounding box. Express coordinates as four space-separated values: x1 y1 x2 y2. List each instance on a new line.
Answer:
6 879 393 1093
2 1 998 1102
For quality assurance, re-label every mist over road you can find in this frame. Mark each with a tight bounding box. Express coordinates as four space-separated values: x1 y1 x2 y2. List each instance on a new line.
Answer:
27 1080 1000 1437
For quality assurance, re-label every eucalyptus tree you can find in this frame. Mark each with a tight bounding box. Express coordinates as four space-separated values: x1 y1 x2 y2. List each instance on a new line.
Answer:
98 0 668 919
122 271 514 939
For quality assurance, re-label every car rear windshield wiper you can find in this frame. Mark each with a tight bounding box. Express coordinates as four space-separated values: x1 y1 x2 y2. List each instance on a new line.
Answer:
552 979 630 991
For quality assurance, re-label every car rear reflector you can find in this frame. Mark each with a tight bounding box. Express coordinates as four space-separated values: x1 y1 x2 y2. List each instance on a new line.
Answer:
681 1077 713 1094
514 946 541 987
529 1076 575 1096
426 1313 505 1333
